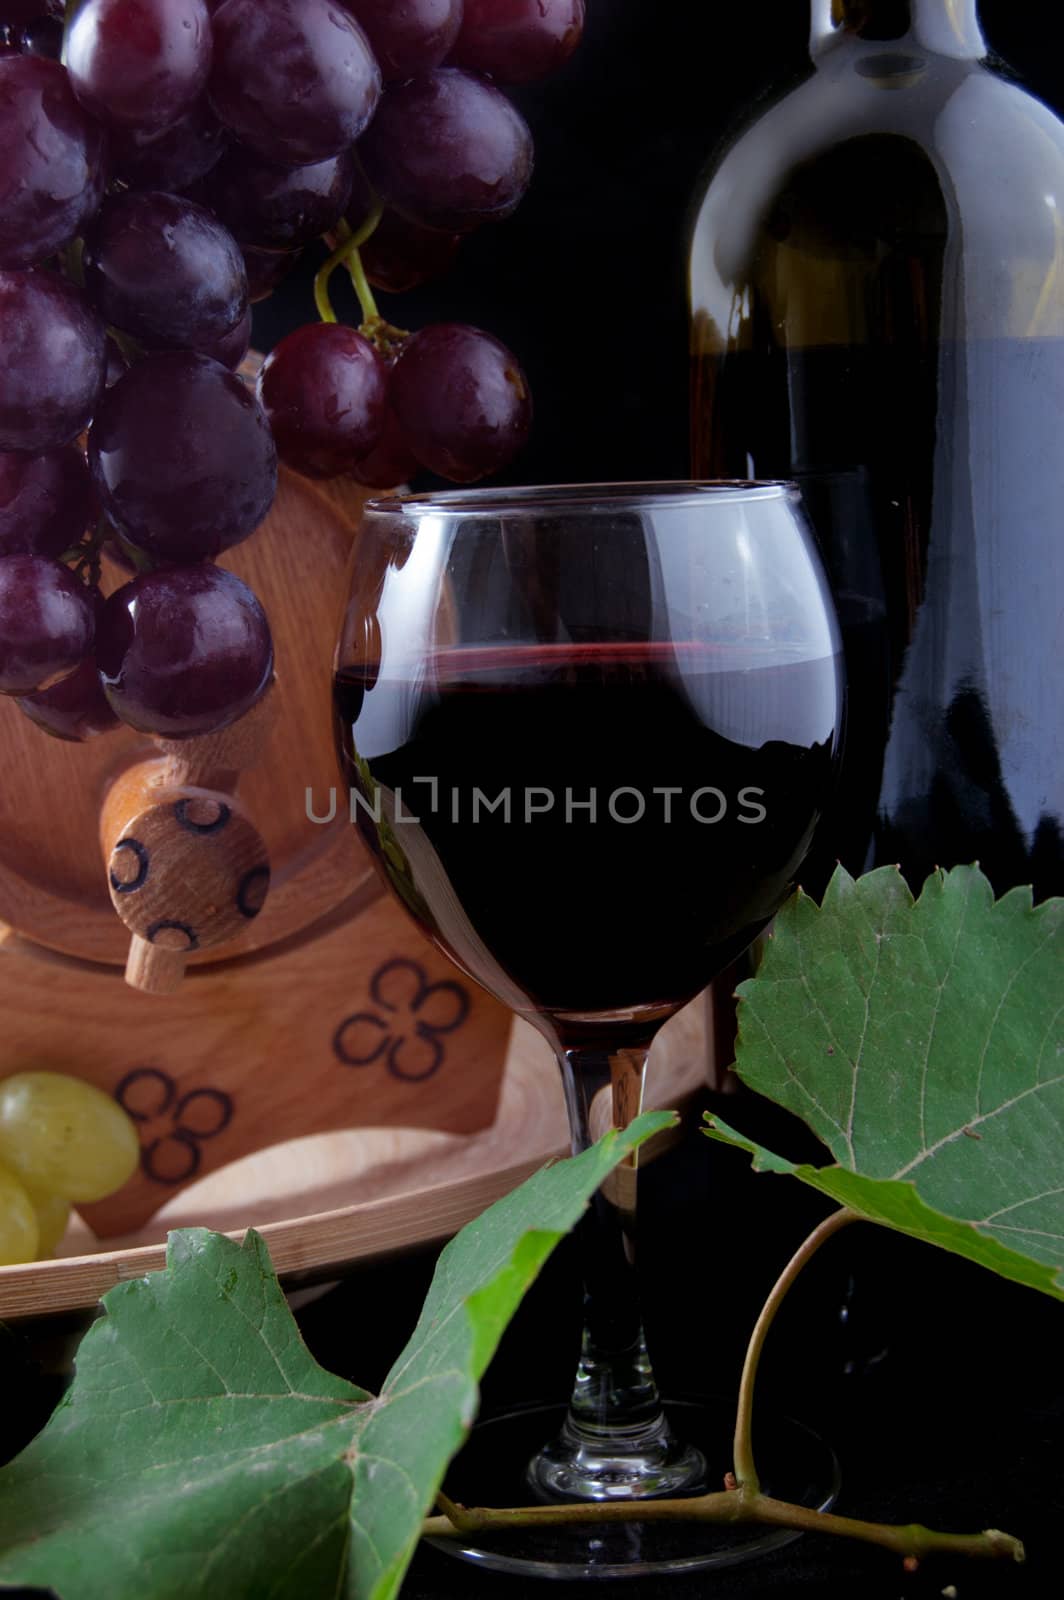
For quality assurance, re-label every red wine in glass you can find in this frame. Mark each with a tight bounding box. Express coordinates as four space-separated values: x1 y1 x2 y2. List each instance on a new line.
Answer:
335 640 839 1043
332 483 845 1578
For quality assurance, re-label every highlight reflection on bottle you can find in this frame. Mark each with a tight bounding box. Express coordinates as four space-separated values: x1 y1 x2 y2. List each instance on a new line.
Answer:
690 0 1064 902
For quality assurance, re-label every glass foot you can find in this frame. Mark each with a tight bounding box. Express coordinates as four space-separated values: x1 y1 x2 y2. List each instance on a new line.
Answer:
528 1409 707 1501
427 1398 840 1581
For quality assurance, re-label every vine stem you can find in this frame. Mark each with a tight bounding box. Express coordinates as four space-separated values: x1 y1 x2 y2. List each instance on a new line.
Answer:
421 1496 1024 1564
420 1204 1026 1567
313 204 384 326
733 1204 859 1493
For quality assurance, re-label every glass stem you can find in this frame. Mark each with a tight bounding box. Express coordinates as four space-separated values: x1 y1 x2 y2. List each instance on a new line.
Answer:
526 1044 706 1502
561 1047 662 1429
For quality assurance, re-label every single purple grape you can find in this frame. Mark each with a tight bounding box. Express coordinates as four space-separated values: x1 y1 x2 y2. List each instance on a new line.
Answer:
111 97 228 190
358 67 533 232
390 322 532 482
199 305 251 370
0 554 96 694
450 0 585 83
0 271 106 452
0 447 97 559
349 405 421 489
83 191 248 353
194 147 355 251
361 210 461 294
18 655 120 740
343 0 462 82
243 245 302 304
97 564 273 737
88 351 277 563
257 323 387 479
208 0 381 165
0 56 108 269
63 0 212 134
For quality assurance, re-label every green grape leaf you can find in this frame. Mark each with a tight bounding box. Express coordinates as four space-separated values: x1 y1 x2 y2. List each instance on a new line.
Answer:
705 865 1064 1301
0 1111 675 1600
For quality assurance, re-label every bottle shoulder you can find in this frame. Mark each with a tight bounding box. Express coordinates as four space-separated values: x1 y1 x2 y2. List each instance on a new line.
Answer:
690 56 1064 340
692 55 1064 218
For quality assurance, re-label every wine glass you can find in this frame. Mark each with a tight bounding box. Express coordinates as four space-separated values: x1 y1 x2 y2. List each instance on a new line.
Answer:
333 482 845 1577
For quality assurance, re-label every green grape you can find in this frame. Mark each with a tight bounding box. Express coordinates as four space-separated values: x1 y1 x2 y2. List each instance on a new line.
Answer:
22 1182 71 1259
0 1072 139 1203
0 1160 38 1265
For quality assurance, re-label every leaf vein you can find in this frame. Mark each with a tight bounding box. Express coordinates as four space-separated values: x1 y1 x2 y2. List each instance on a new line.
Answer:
754 1010 852 1155
973 924 1061 1113
892 1071 1064 1181
195 1462 340 1587
918 879 969 1147
983 1222 1064 1243
351 1451 422 1507
845 895 886 1166
382 1368 467 1405
261 1498 350 1600
981 1184 1064 1223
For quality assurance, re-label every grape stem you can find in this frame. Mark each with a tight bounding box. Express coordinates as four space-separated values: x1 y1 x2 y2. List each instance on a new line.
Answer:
314 204 384 327
419 1205 1026 1568
70 516 110 590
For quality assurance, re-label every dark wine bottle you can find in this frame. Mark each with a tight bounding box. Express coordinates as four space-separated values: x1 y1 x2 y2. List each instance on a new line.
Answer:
689 0 1064 903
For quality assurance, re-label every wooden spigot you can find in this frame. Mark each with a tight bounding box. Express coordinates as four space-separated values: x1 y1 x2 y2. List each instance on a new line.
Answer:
100 688 276 996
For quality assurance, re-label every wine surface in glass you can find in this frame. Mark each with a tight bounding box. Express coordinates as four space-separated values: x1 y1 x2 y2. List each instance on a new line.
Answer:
334 639 841 1043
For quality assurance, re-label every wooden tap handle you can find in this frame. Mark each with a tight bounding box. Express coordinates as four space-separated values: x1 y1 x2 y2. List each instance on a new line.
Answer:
99 685 278 993
101 774 271 996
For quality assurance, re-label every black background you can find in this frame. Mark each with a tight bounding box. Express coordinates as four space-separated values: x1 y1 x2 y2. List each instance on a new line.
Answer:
3 4 1063 1599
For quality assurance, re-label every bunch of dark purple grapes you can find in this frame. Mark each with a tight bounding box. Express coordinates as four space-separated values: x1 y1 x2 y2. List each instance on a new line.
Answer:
0 0 583 745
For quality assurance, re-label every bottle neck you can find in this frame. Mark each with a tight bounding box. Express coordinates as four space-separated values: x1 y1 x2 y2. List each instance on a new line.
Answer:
811 0 986 60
